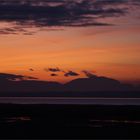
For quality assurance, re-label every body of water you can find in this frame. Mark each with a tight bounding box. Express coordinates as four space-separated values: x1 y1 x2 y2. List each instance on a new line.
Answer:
0 97 140 105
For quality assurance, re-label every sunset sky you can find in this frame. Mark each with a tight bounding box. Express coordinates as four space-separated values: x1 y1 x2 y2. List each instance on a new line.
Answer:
0 0 140 84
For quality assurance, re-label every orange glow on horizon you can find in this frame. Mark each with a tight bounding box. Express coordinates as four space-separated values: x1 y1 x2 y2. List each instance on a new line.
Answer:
0 24 140 84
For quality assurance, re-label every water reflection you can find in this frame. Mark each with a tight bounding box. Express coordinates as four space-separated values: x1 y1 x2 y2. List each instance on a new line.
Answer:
5 116 31 123
89 119 140 127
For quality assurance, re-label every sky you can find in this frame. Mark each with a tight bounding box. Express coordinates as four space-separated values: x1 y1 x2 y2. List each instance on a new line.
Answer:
0 0 140 84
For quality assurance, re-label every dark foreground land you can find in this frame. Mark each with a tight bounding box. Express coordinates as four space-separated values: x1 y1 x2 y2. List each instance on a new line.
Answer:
0 104 140 139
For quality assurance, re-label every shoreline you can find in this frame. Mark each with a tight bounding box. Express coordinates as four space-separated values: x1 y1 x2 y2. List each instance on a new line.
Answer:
0 97 140 105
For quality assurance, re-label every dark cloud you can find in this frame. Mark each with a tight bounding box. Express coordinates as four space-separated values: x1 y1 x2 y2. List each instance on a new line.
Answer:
29 68 34 71
82 70 98 78
0 73 25 81
26 76 38 80
0 26 36 35
64 71 79 77
0 73 38 81
50 73 58 77
45 67 61 72
0 0 138 34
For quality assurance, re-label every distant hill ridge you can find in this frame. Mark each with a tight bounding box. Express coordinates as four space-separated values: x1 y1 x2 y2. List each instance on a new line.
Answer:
0 73 139 97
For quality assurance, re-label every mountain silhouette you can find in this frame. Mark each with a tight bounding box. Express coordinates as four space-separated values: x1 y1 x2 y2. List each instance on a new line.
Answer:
64 76 133 91
0 73 139 97
0 73 62 93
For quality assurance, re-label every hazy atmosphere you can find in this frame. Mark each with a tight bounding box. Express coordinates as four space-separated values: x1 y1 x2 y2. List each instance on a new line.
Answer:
0 1 140 139
0 0 139 86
